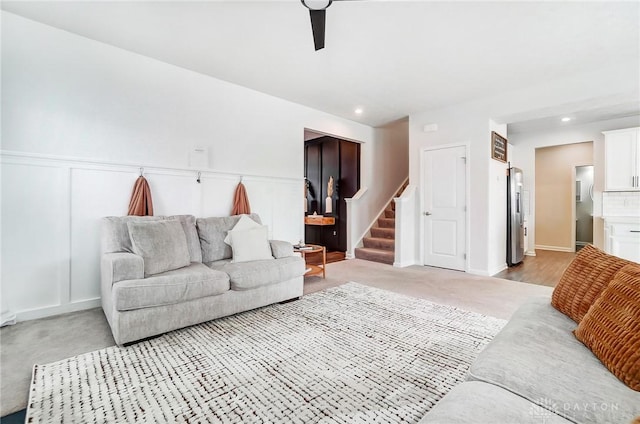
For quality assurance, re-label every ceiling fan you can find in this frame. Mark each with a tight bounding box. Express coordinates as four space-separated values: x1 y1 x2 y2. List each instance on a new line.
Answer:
300 0 334 51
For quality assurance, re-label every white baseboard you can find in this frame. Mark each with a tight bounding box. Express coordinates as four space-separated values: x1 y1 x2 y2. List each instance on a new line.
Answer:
467 268 491 276
535 244 574 253
525 250 536 257
15 298 101 322
393 260 416 268
489 263 508 276
576 241 590 246
345 252 355 260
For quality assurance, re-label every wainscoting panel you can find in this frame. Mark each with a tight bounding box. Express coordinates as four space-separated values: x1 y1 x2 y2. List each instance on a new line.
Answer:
1 151 303 321
1 162 70 313
146 172 202 216
200 175 237 218
70 167 134 302
244 179 275 238
271 180 305 244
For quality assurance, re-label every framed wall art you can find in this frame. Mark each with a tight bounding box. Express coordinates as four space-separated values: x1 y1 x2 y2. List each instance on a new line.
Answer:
491 131 508 163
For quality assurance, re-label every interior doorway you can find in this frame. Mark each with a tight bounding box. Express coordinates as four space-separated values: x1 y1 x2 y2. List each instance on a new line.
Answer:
574 165 594 251
303 130 361 254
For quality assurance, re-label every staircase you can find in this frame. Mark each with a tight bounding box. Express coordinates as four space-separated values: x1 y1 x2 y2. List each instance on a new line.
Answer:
354 180 408 265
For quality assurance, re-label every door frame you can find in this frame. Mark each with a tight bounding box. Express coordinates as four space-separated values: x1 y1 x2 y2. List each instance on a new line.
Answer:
419 142 470 271
572 164 594 253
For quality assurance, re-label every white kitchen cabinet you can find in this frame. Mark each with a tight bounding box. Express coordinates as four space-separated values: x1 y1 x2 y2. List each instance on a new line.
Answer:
603 127 640 191
604 218 640 263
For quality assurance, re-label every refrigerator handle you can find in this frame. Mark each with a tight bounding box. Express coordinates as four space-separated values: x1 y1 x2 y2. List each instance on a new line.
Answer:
516 192 520 214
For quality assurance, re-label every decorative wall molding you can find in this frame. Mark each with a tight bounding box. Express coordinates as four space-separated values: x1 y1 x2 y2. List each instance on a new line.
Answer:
1 150 304 322
0 150 300 183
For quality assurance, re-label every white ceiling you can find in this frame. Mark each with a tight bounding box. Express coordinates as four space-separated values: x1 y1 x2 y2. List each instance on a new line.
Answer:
2 1 639 127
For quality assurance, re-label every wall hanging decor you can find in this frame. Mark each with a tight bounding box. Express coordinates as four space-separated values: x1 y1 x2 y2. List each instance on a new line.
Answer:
127 169 154 216
231 179 251 215
491 131 508 163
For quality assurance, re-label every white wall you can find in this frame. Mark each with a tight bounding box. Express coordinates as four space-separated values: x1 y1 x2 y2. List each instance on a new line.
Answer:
508 115 640 253
0 12 407 320
409 63 639 275
487 121 508 275
409 112 489 274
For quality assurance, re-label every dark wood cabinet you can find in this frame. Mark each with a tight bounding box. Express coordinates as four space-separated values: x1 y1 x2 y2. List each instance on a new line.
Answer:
304 136 360 252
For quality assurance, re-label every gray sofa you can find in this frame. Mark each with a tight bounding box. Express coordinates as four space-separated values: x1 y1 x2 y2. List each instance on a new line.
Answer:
101 213 305 345
422 296 640 424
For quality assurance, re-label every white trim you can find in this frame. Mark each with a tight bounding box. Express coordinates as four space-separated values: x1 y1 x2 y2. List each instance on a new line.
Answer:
535 244 574 253
0 150 300 183
467 268 491 276
489 263 508 276
576 241 590 246
525 250 537 256
602 127 640 135
393 260 416 268
15 299 101 322
345 186 369 202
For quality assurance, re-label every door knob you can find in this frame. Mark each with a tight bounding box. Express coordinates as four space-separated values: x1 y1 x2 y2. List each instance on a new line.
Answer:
424 211 432 216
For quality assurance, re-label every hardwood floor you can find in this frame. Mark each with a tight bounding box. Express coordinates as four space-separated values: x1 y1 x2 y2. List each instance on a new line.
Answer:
494 250 576 287
308 249 572 288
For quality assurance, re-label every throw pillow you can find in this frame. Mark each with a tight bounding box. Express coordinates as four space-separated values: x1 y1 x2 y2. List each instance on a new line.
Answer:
224 214 262 246
574 263 640 391
168 215 202 263
229 226 274 263
551 245 631 323
127 219 191 277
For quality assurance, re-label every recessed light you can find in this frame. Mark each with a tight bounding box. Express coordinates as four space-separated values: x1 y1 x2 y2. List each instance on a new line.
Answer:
355 108 363 115
561 117 571 122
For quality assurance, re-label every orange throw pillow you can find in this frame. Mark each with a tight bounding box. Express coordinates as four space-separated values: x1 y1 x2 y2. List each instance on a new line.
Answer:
551 245 631 322
574 264 640 391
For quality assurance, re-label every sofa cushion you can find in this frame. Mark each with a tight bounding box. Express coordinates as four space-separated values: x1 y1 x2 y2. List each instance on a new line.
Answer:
575 263 640 391
170 215 202 263
269 240 294 259
468 296 640 424
102 215 164 254
551 244 631 323
209 256 305 290
112 263 229 311
128 219 191 277
420 381 573 424
223 214 261 245
197 214 262 262
229 226 274 263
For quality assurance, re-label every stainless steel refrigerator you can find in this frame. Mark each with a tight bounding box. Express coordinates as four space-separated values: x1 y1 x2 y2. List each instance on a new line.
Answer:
507 167 525 266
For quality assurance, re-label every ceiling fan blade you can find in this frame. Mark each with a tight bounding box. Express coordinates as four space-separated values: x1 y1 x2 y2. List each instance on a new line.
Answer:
309 9 326 51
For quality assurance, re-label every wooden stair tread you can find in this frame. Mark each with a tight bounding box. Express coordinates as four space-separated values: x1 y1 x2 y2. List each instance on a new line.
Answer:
363 237 395 251
371 227 395 239
355 247 394 265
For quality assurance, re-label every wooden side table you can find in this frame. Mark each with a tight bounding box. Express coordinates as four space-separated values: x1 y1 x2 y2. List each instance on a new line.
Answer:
294 244 326 278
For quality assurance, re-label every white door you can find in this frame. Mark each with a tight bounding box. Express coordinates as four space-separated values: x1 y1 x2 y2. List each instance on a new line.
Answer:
422 146 466 270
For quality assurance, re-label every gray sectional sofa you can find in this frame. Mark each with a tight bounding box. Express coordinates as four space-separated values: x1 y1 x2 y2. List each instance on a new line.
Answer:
101 213 305 345
422 296 640 424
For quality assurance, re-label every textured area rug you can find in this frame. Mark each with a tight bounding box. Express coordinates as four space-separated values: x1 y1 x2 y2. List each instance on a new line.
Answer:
27 283 505 423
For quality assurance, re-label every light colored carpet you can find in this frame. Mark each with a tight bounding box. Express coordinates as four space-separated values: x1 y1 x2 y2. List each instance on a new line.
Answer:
26 283 505 423
1 259 552 416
